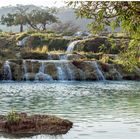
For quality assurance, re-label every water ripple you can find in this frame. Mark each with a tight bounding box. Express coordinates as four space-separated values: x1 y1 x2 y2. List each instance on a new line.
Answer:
0 81 140 138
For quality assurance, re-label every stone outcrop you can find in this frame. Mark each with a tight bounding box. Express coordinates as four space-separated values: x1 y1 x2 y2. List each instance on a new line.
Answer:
0 59 140 81
74 37 129 54
0 113 73 135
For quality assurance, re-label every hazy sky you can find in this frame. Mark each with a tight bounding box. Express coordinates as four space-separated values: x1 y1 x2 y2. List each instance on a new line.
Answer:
0 0 66 7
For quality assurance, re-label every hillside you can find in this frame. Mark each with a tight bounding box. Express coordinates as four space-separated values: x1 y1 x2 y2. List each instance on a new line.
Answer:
0 5 91 32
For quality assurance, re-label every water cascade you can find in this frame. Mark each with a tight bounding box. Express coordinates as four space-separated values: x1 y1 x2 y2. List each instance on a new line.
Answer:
3 61 12 80
57 66 66 80
1 59 132 81
59 54 68 60
39 62 45 73
66 40 80 53
53 61 76 81
35 62 53 81
23 60 28 80
91 61 105 80
48 54 52 60
17 36 29 47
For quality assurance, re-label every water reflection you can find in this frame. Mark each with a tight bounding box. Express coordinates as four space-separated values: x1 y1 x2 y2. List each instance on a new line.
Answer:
0 81 140 138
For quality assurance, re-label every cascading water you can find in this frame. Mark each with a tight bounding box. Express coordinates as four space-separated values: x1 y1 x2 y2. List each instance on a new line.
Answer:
35 61 53 81
3 61 12 80
59 54 68 60
1 59 128 81
55 62 75 80
39 62 45 73
91 61 105 81
23 60 28 80
66 40 80 53
48 54 52 60
57 66 66 80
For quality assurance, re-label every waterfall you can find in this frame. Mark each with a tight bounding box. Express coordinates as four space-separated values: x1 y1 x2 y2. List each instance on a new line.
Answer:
48 54 52 60
35 62 53 81
23 60 27 74
3 61 12 80
23 60 29 80
17 36 29 47
92 61 105 81
59 54 68 60
55 62 76 81
57 66 66 80
66 40 80 53
39 62 45 73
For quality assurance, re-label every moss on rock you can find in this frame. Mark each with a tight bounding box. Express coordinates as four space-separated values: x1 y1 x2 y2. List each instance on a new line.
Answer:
0 112 73 136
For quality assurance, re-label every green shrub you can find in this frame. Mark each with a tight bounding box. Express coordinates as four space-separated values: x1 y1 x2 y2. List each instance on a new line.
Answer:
6 110 20 123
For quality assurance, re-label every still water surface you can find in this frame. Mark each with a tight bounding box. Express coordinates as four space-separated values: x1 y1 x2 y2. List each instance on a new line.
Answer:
0 81 140 138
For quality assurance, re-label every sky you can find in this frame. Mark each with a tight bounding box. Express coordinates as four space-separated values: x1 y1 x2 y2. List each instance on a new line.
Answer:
0 0 66 8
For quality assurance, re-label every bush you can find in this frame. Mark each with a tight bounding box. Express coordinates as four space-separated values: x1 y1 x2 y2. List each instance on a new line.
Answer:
6 110 20 123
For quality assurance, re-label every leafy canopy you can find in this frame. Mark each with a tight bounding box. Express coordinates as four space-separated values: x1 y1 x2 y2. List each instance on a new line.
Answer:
68 1 140 69
26 8 58 31
1 5 58 32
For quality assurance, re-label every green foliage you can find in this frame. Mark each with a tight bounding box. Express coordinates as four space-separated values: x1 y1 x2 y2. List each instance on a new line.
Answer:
107 38 117 51
1 6 58 32
1 5 29 32
26 8 58 31
1 13 16 26
99 44 107 52
6 110 20 123
68 1 140 69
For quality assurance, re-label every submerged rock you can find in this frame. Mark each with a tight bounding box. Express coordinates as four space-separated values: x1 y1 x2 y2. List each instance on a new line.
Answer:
0 113 73 136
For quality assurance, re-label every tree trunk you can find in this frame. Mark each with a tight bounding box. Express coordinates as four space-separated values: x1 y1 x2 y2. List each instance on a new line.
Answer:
20 24 23 32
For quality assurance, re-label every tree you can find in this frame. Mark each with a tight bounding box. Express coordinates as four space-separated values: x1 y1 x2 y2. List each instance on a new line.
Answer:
1 6 58 32
26 8 58 31
68 1 140 69
1 5 29 32
51 21 80 36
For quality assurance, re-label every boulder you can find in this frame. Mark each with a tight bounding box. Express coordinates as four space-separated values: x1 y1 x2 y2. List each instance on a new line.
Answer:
0 112 73 136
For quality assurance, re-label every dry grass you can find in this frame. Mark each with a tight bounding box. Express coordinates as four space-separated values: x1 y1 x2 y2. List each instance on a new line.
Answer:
49 50 65 54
